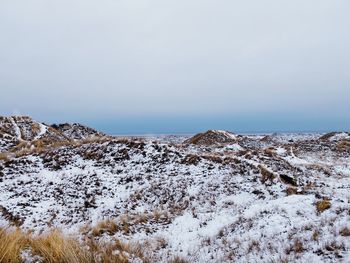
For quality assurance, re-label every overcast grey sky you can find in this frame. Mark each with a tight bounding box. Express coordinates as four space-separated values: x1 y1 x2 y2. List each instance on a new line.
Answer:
1 0 350 133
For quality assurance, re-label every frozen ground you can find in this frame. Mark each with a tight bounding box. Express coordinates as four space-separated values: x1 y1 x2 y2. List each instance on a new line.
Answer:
0 117 350 262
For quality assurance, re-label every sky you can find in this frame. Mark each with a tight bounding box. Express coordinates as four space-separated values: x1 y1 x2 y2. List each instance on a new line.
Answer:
1 0 350 134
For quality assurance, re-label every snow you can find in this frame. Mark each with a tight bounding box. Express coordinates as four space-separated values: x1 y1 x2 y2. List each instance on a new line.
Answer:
225 143 243 151
215 130 238 140
9 117 22 140
0 131 349 262
329 132 350 141
34 123 48 140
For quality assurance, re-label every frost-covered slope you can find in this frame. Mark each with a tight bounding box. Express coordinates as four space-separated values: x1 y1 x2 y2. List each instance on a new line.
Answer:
0 121 350 262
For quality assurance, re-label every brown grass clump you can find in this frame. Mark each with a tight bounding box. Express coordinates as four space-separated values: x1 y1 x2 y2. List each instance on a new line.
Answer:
81 136 111 145
0 228 28 263
336 140 350 151
168 255 189 263
264 147 275 156
0 153 9 162
86 238 149 263
31 123 41 136
91 219 119 237
0 227 145 263
182 154 201 165
316 200 331 213
340 227 350 237
312 229 320 241
10 141 30 153
285 187 298 196
30 230 92 263
287 238 304 254
258 165 275 183
120 216 130 234
87 240 129 263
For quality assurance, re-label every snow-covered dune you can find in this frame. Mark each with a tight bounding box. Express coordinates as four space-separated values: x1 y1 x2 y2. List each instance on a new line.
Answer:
0 117 349 262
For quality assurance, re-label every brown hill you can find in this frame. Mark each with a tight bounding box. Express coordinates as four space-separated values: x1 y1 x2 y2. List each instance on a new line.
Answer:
184 130 238 145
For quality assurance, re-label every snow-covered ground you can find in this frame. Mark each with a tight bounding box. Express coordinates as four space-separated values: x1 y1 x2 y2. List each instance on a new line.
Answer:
0 125 350 262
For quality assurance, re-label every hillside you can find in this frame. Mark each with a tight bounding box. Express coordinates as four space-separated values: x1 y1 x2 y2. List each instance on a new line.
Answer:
0 116 105 153
0 117 350 262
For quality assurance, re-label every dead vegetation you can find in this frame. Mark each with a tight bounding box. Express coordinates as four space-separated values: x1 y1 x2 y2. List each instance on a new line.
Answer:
316 200 331 213
0 226 190 263
258 165 275 183
87 212 171 238
0 152 9 162
285 238 304 254
336 140 350 152
319 132 338 141
285 187 298 196
0 227 148 263
0 228 28 263
264 147 276 156
91 219 119 237
182 154 201 165
168 256 189 263
184 130 237 145
339 227 350 237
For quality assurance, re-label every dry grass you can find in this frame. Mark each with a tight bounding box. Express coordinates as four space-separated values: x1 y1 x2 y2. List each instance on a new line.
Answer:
0 227 146 263
312 229 320 241
30 230 92 263
316 200 331 213
285 187 298 196
168 256 189 263
0 228 28 263
31 123 41 137
336 140 350 151
340 227 350 237
12 137 112 159
10 141 29 153
264 147 276 156
0 153 9 162
319 132 337 141
259 165 275 184
286 238 304 254
91 219 119 237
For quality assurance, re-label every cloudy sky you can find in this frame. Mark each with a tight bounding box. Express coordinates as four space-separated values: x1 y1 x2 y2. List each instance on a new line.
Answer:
1 0 349 134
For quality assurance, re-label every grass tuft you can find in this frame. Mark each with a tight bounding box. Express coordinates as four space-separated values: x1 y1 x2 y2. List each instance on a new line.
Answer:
316 200 331 213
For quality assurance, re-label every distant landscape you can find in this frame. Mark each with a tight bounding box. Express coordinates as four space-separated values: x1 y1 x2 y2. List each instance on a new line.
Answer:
1 1 350 262
0 115 349 262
